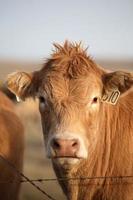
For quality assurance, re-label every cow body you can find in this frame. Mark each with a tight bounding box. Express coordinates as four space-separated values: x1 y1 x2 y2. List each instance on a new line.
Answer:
7 41 133 200
0 91 24 200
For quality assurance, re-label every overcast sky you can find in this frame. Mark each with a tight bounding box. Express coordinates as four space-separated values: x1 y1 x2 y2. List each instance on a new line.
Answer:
0 0 133 61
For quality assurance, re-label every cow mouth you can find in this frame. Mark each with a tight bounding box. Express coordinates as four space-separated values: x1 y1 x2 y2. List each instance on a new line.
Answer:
53 156 82 159
51 156 82 167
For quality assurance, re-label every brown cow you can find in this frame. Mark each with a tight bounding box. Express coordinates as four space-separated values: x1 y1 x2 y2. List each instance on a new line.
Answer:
7 41 133 200
0 91 24 200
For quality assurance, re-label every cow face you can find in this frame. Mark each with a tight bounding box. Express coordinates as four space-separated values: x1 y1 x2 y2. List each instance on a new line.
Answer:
6 42 133 169
37 71 103 168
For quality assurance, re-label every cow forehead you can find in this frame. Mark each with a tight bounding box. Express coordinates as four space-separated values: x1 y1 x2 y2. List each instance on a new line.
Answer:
40 72 102 102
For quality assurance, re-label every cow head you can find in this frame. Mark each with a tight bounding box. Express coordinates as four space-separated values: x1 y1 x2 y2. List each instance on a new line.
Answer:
6 42 133 170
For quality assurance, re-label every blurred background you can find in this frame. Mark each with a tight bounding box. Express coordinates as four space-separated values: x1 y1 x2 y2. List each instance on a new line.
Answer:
0 0 132 199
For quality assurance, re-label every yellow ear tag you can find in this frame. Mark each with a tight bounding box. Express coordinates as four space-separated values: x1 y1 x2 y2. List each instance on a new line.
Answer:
101 90 120 105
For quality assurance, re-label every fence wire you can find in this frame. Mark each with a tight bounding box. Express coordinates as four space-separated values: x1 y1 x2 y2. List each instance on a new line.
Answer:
0 176 133 184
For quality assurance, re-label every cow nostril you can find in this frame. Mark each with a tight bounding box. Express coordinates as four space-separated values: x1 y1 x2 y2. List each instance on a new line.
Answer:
72 141 78 147
52 140 60 149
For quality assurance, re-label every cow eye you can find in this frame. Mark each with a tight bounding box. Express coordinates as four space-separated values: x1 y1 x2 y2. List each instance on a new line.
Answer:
92 97 98 104
39 96 46 104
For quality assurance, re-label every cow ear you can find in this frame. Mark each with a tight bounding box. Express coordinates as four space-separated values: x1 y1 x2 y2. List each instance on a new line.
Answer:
6 72 35 101
102 71 133 105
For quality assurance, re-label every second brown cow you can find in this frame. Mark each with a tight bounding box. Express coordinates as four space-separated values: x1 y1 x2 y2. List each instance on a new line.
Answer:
0 91 24 200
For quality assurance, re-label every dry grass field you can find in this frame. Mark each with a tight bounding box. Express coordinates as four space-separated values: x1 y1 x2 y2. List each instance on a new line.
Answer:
0 59 132 200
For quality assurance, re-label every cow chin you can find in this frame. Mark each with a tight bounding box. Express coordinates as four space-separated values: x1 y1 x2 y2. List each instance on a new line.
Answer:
52 157 81 169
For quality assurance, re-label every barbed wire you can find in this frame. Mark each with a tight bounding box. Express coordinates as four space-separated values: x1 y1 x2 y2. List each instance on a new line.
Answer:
0 176 132 185
0 181 133 186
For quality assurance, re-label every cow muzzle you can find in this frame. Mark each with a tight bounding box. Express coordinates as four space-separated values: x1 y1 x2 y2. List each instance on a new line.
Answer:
47 133 88 166
51 138 80 158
